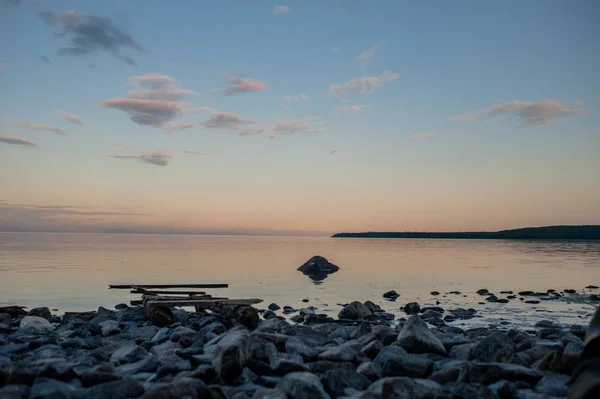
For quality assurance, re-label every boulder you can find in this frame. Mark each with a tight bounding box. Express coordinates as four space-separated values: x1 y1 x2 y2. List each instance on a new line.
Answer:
361 377 450 398
285 337 319 362
468 362 543 385
268 303 281 311
151 340 191 371
470 332 516 363
403 302 421 315
338 301 371 320
86 378 145 399
318 341 361 362
29 378 76 399
98 320 120 336
111 342 149 364
19 316 55 334
142 377 208 398
322 368 371 397
276 372 330 399
270 356 309 376
396 315 447 355
297 256 339 282
28 307 52 321
356 363 381 382
212 328 251 384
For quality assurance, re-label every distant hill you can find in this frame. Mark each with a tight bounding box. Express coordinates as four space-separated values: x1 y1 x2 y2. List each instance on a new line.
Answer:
332 225 600 240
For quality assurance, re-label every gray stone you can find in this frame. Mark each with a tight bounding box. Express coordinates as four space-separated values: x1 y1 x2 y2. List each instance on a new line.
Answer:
383 290 400 299
373 346 407 367
86 378 145 399
268 303 281 311
433 331 471 351
213 328 251 384
469 362 544 385
507 329 534 351
514 389 546 399
356 361 382 381
151 340 191 371
28 307 52 321
471 332 517 363
29 378 76 399
372 325 397 346
534 373 569 397
362 377 450 398
0 384 30 399
361 339 383 359
270 356 308 375
0 313 12 326
98 320 120 337
257 318 284 333
122 326 158 341
322 368 371 398
338 302 371 320
111 342 149 364
19 316 55 334
276 372 330 399
396 315 447 356
445 383 499 399
532 339 564 352
142 377 208 398
318 341 360 362
488 380 517 399
379 352 434 378
285 337 319 362
431 360 471 384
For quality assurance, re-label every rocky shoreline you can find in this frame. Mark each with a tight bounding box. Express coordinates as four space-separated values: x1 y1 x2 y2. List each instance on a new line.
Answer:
0 288 598 399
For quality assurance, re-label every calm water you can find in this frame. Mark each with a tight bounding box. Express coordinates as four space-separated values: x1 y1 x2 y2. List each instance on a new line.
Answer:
1 233 599 328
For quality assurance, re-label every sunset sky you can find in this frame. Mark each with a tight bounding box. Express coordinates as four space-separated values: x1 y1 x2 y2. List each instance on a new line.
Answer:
1 0 599 235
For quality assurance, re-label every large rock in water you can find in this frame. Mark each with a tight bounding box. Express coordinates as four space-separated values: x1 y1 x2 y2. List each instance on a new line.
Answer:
297 256 339 282
20 316 55 334
396 315 447 356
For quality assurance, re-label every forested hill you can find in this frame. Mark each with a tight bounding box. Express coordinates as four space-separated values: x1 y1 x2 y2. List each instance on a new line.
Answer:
332 225 600 239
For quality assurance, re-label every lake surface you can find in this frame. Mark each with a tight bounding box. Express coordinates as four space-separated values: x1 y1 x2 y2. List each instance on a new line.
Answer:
1 233 599 328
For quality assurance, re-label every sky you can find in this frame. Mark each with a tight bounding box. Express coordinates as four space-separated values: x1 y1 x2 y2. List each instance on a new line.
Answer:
1 0 599 236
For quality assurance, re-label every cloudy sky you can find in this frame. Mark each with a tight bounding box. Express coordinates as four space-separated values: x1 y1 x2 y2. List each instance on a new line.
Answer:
1 0 599 235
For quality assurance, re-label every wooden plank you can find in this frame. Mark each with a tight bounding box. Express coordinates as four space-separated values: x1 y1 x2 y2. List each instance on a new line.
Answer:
109 283 228 289
146 298 262 308
131 289 207 295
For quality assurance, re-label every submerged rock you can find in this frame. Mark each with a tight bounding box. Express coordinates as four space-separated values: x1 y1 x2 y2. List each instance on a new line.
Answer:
383 290 400 300
297 256 339 282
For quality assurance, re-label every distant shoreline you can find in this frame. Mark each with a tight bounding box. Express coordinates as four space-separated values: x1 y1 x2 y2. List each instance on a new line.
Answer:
332 225 600 240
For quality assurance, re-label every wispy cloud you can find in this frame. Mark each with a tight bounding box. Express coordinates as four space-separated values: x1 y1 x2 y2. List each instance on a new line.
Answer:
100 74 197 128
338 104 370 112
328 71 399 94
38 10 143 65
167 123 201 133
269 117 325 138
0 136 39 148
411 132 435 139
456 99 585 127
15 122 67 136
272 5 290 15
340 98 351 103
113 143 139 150
331 48 340 52
356 44 380 61
203 111 255 130
329 149 339 155
182 150 208 156
40 55 52 64
110 150 173 167
59 111 85 125
283 94 311 104
212 77 268 96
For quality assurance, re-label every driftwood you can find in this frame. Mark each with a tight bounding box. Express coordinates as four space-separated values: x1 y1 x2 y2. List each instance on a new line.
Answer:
110 284 228 289
130 289 207 295
0 306 27 316
145 298 262 309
